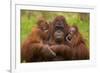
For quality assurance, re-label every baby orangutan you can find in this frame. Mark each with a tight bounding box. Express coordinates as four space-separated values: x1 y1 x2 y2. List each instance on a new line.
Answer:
65 26 89 60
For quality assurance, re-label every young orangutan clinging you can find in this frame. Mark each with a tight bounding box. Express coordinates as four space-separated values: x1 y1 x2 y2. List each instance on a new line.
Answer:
65 25 89 60
21 18 56 62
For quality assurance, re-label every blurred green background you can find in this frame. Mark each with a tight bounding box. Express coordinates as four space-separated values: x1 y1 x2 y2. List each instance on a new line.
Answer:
20 10 90 48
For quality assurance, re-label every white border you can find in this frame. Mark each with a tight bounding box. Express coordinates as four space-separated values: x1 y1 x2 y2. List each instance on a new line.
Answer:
11 4 96 73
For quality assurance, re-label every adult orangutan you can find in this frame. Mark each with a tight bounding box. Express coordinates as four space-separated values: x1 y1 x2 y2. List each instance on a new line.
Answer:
48 15 72 61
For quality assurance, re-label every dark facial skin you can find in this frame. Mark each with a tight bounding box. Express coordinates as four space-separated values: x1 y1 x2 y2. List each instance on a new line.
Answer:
54 26 64 43
52 16 67 44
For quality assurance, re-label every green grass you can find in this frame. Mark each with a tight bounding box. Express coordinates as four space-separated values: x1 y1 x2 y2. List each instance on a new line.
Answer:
20 10 89 48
